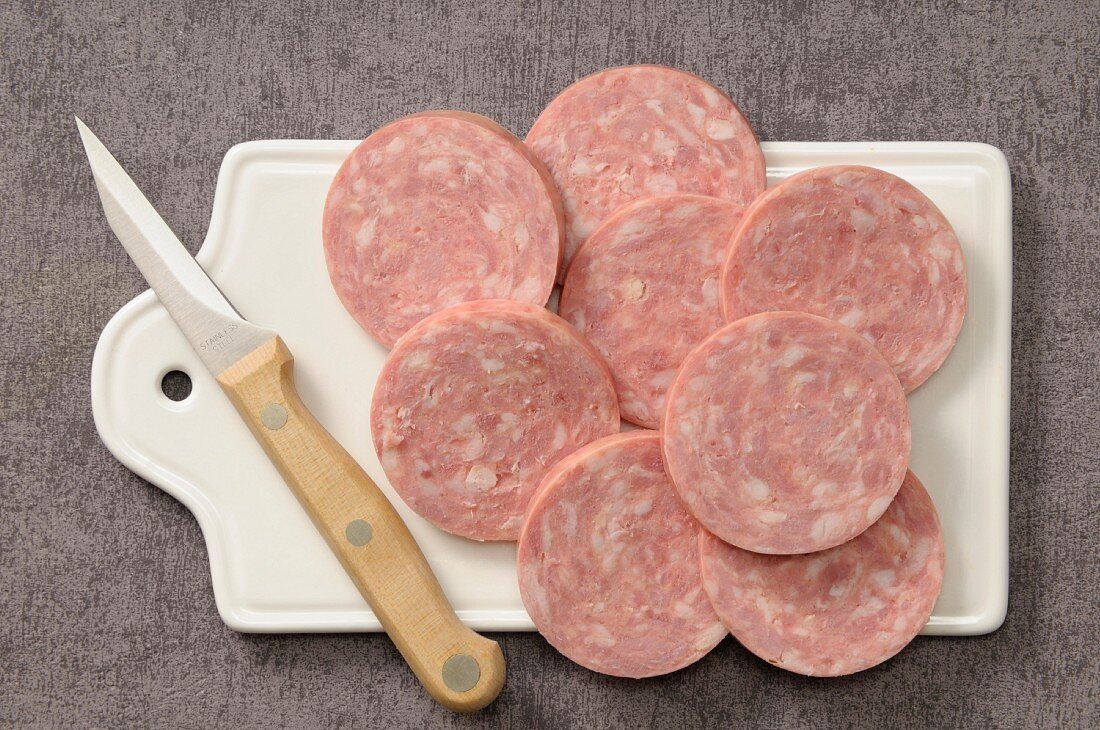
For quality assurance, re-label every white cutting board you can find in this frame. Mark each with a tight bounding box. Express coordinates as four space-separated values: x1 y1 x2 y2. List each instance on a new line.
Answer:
91 140 1011 635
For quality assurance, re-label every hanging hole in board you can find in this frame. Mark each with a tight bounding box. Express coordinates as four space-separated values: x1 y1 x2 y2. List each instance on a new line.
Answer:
161 370 193 402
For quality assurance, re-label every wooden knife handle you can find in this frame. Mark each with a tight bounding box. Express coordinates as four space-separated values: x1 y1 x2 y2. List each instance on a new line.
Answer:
216 336 505 712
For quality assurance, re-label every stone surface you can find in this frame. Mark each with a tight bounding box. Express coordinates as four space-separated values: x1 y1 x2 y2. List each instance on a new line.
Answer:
1 1 1097 727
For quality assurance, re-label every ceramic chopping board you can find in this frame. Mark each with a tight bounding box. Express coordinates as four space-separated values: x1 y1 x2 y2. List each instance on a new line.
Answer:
91 140 1010 634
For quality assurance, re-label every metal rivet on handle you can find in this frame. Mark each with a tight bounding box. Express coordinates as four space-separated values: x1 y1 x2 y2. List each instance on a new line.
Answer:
441 653 480 693
345 519 373 547
261 403 288 430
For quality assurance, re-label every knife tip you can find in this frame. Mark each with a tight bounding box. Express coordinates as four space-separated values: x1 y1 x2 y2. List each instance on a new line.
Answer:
74 115 98 142
74 117 101 157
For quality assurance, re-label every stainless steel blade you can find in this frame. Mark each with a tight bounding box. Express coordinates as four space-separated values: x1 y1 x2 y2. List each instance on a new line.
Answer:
77 118 275 375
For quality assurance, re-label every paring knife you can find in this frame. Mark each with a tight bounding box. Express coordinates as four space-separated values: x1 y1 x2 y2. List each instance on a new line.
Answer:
77 119 506 712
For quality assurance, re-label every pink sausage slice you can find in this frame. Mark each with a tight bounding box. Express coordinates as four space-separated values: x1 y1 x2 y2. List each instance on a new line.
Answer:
662 311 911 555
721 165 967 391
371 300 619 541
700 470 945 676
560 194 745 428
526 65 765 281
518 431 727 677
324 111 563 347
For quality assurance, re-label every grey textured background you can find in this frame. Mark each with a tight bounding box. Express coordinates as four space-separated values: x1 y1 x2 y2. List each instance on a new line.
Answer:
2 1 1098 727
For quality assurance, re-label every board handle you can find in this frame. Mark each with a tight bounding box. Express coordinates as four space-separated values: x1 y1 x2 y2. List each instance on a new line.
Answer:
216 336 505 712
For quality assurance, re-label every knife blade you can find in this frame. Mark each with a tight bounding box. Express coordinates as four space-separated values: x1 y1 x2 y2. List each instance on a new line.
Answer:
77 118 505 712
